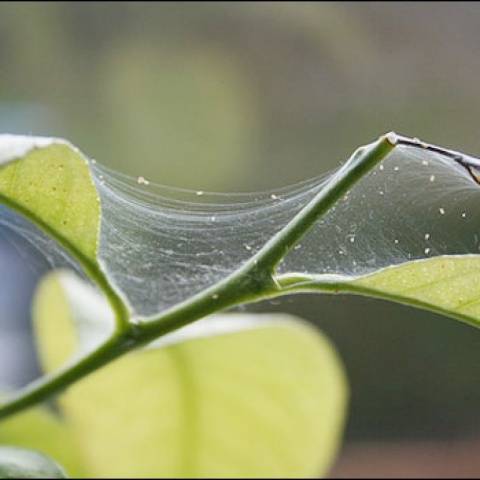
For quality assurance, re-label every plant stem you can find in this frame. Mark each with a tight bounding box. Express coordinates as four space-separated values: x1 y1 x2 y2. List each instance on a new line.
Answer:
137 132 396 339
0 132 396 420
0 334 127 420
252 132 397 272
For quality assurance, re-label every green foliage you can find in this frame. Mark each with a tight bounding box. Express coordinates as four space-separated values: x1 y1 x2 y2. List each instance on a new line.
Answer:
33 271 347 477
352 256 480 328
0 133 479 477
284 256 480 331
0 139 100 264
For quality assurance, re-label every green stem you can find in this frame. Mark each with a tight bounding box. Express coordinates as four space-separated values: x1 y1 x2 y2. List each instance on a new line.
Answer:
137 132 396 339
252 132 397 272
0 132 396 420
0 334 127 420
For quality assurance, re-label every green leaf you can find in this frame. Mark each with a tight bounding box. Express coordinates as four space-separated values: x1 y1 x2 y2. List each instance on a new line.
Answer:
33 271 348 478
0 135 100 265
351 255 480 328
0 405 85 477
279 255 480 330
0 446 67 479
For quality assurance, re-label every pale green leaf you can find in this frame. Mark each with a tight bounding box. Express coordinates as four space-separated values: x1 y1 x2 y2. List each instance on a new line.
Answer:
0 446 67 479
351 255 480 328
33 271 348 478
280 255 480 330
0 135 100 265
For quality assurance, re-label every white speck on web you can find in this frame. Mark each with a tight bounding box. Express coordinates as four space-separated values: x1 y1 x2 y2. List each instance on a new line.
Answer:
137 176 150 185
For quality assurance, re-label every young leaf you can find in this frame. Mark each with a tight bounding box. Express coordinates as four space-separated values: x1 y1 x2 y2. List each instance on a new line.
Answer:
0 446 67 478
276 255 480 330
351 255 480 328
33 271 348 478
0 135 100 265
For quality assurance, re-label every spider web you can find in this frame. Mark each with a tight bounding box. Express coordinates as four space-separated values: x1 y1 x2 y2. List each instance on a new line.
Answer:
1 140 480 320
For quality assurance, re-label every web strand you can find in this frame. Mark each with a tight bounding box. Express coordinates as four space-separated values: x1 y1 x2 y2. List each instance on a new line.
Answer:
1 140 480 320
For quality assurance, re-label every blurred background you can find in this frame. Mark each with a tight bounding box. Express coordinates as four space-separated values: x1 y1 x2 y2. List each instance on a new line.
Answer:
1 2 480 477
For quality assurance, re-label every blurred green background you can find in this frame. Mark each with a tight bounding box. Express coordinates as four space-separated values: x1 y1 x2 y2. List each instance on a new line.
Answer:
1 2 480 476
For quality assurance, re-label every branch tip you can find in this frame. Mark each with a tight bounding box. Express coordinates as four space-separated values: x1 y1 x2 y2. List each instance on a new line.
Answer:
384 131 398 146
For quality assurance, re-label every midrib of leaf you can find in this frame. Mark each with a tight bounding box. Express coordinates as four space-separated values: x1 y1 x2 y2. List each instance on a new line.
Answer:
274 255 480 330
167 346 199 477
